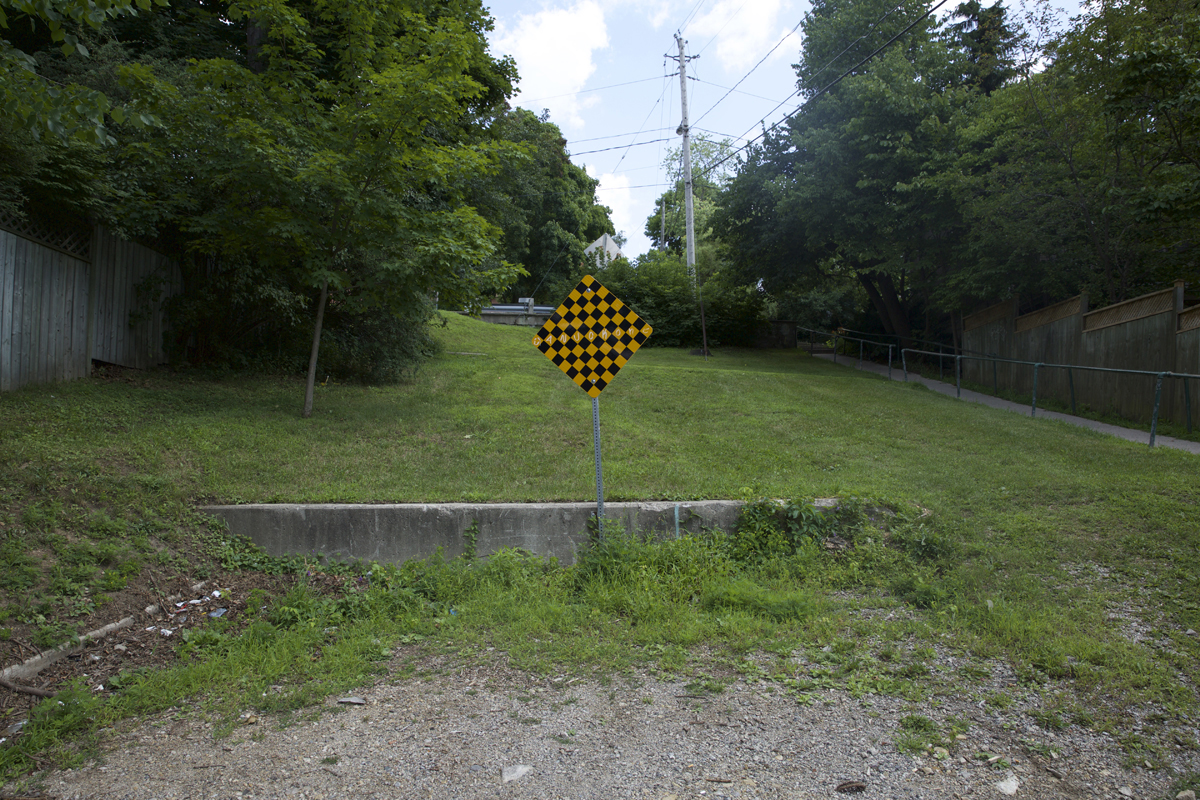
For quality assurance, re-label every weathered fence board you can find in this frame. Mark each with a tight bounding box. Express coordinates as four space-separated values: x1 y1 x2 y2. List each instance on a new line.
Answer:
0 224 181 392
963 282 1195 426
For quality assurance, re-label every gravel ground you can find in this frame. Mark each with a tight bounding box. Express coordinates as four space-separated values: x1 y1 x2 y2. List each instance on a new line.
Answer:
23 651 1198 800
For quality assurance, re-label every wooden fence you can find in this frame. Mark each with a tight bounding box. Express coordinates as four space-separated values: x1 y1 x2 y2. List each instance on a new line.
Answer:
962 281 1199 426
0 211 181 392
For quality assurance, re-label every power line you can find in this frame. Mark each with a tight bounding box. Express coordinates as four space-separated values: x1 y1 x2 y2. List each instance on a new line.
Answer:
677 0 710 36
694 0 753 57
570 138 673 157
692 17 805 127
516 76 665 104
569 128 674 145
700 0 951 179
689 77 788 105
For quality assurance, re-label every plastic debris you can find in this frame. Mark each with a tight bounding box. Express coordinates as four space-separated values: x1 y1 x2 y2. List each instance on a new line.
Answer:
502 765 532 783
159 628 174 637
996 775 1019 795
208 608 227 618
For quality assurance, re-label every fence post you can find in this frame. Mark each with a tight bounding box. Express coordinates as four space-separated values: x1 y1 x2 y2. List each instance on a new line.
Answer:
902 349 908 382
1031 363 1041 417
888 345 893 381
833 335 838 365
1150 373 1165 447
858 339 863 368
992 354 998 396
1068 368 1076 415
956 355 962 398
1186 377 1193 435
939 344 944 381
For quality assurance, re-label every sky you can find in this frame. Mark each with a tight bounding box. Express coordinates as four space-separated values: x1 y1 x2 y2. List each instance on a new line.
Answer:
483 0 1081 264
485 0 810 262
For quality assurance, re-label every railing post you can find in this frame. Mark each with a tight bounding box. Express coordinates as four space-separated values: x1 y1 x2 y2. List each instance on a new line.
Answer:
1068 368 1076 415
902 349 909 382
1186 377 1193 435
956 356 962 398
1031 363 1041 417
1150 373 1165 447
888 345 893 381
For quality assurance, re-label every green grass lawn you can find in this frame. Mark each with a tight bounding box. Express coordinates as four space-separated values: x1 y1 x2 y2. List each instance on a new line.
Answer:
1 312 1198 785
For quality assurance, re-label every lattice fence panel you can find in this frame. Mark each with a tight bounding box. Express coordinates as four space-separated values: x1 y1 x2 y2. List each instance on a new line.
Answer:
1180 305 1200 333
1015 296 1081 333
0 209 91 261
1084 290 1173 332
963 299 1015 332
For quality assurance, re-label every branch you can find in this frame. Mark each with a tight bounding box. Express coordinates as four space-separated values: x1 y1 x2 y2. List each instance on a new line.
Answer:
0 677 56 698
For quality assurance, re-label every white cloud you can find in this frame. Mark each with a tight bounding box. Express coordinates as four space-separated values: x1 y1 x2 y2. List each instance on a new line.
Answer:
686 0 791 73
491 1 610 129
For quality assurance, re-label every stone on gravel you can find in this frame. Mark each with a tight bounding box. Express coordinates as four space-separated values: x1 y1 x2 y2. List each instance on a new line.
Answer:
996 774 1019 795
1176 790 1196 800
337 696 366 705
502 765 532 783
1119 786 1134 798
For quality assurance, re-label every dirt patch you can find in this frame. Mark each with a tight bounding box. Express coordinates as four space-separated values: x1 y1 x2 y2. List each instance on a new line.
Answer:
0 569 306 725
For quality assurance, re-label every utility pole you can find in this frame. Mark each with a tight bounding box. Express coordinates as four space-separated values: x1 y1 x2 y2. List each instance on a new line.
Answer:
659 196 667 250
668 33 709 358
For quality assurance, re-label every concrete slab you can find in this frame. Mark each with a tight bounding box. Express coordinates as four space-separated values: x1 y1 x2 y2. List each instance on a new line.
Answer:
201 501 745 567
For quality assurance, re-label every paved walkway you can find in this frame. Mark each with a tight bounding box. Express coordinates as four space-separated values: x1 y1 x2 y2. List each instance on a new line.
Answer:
816 353 1200 455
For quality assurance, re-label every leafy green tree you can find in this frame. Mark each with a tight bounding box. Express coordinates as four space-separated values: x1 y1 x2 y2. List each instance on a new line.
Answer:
1 0 166 144
939 0 1199 307
114 0 522 415
468 107 614 303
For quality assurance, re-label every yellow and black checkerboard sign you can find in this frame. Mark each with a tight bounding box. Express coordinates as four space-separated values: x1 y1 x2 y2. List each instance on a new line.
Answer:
532 275 652 398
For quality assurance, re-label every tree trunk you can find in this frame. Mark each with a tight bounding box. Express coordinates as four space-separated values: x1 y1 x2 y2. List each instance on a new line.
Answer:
875 272 913 346
302 279 329 419
246 22 267 73
859 274 894 336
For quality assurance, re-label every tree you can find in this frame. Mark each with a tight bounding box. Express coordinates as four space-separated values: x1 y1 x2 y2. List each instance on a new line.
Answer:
466 107 614 303
1 0 166 144
115 0 522 416
938 0 1200 308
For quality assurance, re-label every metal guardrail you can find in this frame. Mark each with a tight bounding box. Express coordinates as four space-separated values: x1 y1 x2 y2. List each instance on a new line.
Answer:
900 348 1197 447
797 327 1196 446
799 327 899 380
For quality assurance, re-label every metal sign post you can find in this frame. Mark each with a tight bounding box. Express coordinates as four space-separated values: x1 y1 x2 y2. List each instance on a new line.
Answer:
533 275 651 530
592 397 604 524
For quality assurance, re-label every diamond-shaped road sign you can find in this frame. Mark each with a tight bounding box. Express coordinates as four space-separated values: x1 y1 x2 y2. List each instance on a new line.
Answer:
532 275 652 397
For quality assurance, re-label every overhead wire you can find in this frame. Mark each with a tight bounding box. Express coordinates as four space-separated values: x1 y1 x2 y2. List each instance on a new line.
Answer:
517 76 665 104
699 0 951 180
689 76 786 104
676 0 711 36
692 16 806 126
694 0 752 57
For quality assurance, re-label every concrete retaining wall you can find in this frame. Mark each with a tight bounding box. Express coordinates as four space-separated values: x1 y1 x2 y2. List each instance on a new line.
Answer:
201 501 745 567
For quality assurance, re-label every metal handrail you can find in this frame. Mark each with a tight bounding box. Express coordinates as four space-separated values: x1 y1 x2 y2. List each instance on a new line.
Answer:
798 327 897 381
900 348 1198 447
